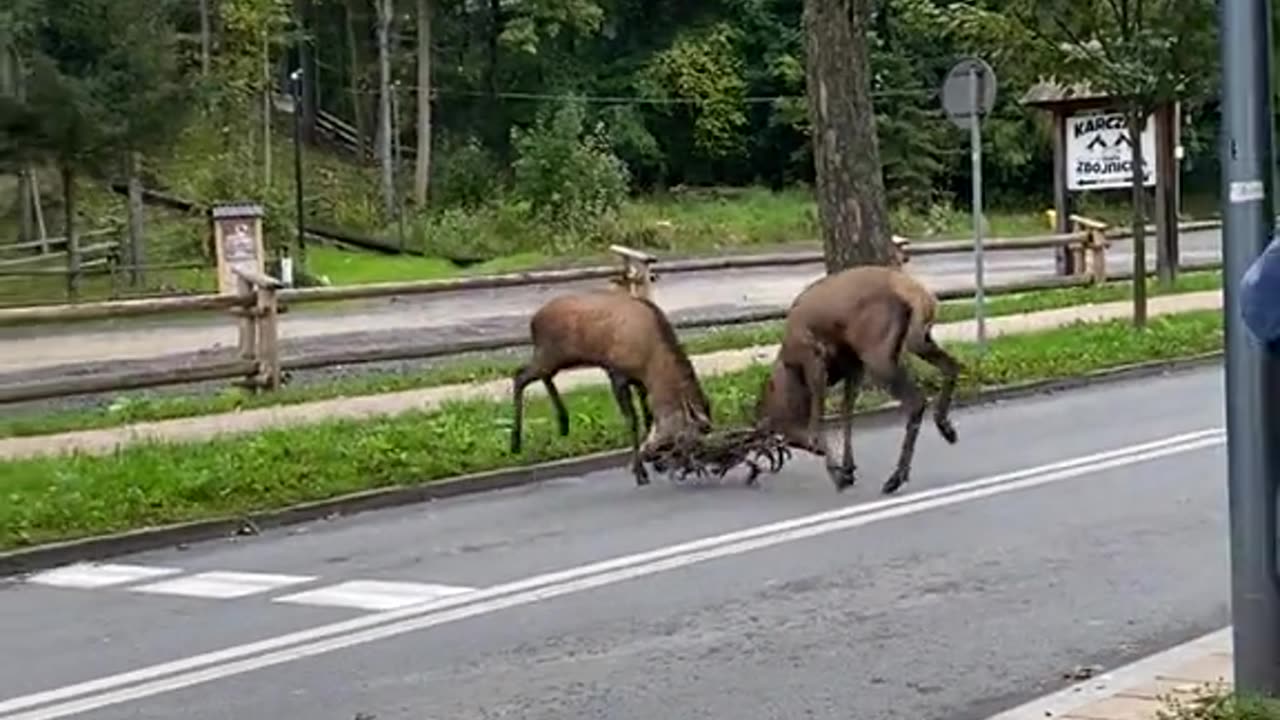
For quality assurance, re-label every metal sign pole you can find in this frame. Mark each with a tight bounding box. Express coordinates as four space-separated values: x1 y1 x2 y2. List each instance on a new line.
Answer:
969 66 986 352
291 68 307 275
941 57 995 353
1221 0 1280 694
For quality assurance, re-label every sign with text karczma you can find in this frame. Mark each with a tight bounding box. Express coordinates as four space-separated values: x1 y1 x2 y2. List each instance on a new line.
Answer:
1066 111 1157 191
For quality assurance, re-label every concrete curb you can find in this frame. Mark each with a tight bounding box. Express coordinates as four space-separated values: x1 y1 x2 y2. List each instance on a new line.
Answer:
0 351 1223 578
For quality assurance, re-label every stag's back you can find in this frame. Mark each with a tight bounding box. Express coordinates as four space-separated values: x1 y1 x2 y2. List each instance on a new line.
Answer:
785 265 937 355
528 290 691 380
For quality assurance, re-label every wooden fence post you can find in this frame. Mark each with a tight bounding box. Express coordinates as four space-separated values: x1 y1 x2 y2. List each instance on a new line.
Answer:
234 274 259 387
1069 215 1111 283
232 267 284 392
255 282 281 390
609 244 658 300
1087 229 1109 284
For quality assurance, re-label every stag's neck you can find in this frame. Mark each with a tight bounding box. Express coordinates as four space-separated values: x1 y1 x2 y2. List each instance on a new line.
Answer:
641 351 704 416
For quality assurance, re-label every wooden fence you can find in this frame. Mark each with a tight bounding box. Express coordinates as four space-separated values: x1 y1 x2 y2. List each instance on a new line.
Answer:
0 217 1220 406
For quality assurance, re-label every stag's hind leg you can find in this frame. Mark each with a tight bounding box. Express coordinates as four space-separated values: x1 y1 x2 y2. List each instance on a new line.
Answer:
912 333 961 445
630 380 654 433
608 370 650 486
511 360 570 454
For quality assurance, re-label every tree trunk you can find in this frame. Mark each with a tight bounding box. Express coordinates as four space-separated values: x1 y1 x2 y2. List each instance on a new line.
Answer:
486 0 507 162
414 0 432 207
262 28 272 186
344 0 368 160
17 169 33 246
0 43 32 246
199 0 212 75
126 152 146 287
376 0 396 216
801 0 895 273
61 163 80 302
1127 107 1148 328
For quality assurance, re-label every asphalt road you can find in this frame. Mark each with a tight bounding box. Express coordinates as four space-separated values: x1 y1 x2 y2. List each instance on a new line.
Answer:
0 365 1231 720
0 229 1223 390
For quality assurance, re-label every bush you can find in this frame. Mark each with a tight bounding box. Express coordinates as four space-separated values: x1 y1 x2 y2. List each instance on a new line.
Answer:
412 201 553 261
1158 688 1280 720
432 135 503 210
510 100 631 235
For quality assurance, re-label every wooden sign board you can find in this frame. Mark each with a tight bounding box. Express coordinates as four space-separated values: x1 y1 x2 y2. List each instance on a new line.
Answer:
211 204 266 295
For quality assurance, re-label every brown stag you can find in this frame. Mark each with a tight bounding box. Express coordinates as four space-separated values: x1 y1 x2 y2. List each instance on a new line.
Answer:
753 265 962 494
510 288 714 486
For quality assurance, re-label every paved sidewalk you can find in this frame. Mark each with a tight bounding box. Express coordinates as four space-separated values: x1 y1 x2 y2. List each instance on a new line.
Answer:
0 290 1222 462
989 627 1232 720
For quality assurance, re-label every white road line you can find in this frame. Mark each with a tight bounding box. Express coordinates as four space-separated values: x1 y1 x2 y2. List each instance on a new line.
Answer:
129 572 316 600
24 563 182 589
274 581 476 611
0 427 1225 720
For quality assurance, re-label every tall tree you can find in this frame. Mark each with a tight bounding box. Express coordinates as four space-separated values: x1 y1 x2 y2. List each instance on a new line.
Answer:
802 0 896 272
200 0 213 75
376 0 395 215
954 0 1217 324
413 0 431 206
0 0 190 300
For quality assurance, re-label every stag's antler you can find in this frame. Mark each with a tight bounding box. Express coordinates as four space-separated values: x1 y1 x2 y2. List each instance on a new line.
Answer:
648 427 793 485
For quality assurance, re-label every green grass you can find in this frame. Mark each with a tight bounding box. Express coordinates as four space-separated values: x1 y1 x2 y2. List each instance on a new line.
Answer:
0 270 1223 440
1157 687 1280 719
0 307 1224 550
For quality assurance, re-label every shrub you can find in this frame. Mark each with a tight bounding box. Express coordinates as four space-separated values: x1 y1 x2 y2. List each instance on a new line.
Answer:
510 100 631 235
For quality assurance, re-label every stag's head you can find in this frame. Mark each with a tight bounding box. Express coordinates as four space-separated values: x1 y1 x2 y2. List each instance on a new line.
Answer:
752 357 826 456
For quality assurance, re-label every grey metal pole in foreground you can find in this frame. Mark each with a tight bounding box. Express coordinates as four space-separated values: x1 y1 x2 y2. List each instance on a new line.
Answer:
1221 0 1280 695
969 66 986 351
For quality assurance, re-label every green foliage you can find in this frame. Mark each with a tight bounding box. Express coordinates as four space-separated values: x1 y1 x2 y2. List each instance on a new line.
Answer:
1157 688 1280 720
431 135 504 210
1 0 191 172
510 99 631 238
641 22 749 159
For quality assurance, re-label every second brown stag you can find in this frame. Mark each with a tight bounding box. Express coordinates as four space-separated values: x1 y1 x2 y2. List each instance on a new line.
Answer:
510 288 714 485
754 265 962 494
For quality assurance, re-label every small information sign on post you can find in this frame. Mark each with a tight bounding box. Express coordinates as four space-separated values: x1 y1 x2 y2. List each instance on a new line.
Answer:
211 203 267 296
941 57 997 351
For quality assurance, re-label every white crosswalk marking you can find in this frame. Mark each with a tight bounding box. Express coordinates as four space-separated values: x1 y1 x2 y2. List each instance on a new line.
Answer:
273 580 475 611
26 563 182 589
131 571 316 599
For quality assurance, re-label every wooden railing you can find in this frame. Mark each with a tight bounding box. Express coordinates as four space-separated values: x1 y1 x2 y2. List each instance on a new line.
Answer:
0 220 1215 406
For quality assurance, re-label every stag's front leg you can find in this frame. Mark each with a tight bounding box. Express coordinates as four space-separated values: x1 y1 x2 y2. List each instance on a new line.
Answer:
608 371 649 486
799 352 829 454
827 368 863 492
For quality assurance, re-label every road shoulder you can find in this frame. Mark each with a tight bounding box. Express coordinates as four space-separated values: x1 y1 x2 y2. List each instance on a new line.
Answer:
986 627 1232 720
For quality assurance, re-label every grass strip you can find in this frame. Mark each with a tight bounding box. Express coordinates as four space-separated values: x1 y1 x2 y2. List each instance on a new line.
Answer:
1156 686 1280 719
0 270 1223 439
0 308 1223 551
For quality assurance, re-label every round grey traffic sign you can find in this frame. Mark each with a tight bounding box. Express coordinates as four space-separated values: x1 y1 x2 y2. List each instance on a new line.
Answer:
941 57 997 130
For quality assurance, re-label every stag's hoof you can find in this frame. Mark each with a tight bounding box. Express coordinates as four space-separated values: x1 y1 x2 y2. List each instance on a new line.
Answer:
829 465 858 492
881 469 909 495
936 418 958 445
633 463 651 486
